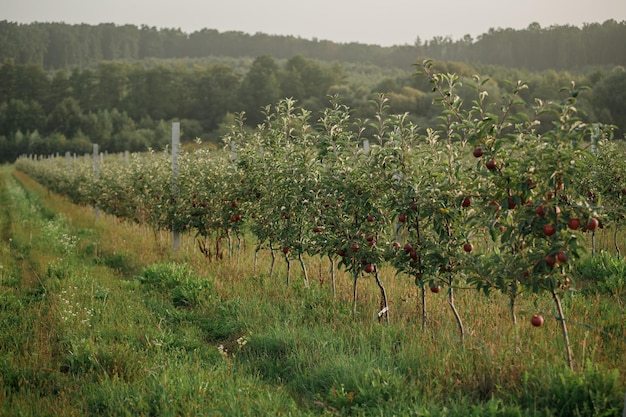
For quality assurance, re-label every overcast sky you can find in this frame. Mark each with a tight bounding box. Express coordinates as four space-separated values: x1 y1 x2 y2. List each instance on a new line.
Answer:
2 0 626 46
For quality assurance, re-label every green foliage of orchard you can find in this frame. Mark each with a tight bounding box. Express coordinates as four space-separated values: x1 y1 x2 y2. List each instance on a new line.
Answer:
15 64 626 363
3 162 626 416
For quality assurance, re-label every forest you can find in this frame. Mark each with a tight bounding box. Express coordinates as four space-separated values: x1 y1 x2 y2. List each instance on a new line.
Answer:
2 20 626 71
1 20 626 163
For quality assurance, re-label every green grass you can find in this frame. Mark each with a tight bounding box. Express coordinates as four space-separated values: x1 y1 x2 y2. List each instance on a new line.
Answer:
1 165 625 416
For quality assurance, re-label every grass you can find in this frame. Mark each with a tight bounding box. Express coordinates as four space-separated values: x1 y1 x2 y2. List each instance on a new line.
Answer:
1 164 625 416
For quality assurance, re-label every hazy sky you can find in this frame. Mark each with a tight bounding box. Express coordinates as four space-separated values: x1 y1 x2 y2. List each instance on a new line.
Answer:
2 0 626 46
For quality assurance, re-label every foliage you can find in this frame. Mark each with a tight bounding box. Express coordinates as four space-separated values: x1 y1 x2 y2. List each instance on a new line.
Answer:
2 151 626 416
2 20 626 72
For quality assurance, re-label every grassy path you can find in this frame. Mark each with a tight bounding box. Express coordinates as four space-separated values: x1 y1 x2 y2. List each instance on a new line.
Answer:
0 166 305 416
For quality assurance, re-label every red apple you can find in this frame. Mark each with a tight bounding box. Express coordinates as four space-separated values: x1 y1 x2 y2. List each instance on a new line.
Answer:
364 264 375 274
337 248 346 257
507 196 517 210
543 224 556 237
568 218 581 230
545 255 557 268
531 314 544 327
403 243 413 253
463 243 474 253
350 242 360 252
392 241 401 249
430 285 441 293
472 147 483 158
282 247 290 254
586 217 599 231
461 196 471 208
536 205 547 217
398 214 407 223
486 160 498 171
557 251 567 264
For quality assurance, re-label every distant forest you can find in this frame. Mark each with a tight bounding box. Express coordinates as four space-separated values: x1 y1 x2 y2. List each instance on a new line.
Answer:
1 20 625 163
2 20 626 71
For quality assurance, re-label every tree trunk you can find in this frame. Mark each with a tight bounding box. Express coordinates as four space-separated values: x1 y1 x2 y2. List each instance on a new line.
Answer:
552 288 574 371
269 246 276 279
253 244 261 275
374 268 389 324
449 286 465 345
329 256 336 299
352 272 358 316
298 252 310 288
614 224 621 260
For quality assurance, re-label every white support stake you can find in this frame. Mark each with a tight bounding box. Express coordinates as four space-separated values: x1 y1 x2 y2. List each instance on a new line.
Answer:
93 144 100 220
231 139 237 165
591 123 599 155
172 122 181 252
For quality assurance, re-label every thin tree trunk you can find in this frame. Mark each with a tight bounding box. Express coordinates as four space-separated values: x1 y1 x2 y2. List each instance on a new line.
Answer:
421 283 426 330
510 294 517 325
552 288 574 371
510 293 521 352
215 234 223 260
352 272 358 316
614 224 621 260
253 244 261 275
449 286 465 345
269 246 276 279
226 229 233 260
591 230 596 257
329 255 336 299
285 253 291 286
374 268 389 324
298 252 310 288
235 234 242 264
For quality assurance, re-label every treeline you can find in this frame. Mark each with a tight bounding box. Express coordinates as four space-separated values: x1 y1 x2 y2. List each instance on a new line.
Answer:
0 55 344 162
2 53 626 164
1 20 626 71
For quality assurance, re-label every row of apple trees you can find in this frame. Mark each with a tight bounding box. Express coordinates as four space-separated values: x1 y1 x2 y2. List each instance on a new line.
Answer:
16 61 624 369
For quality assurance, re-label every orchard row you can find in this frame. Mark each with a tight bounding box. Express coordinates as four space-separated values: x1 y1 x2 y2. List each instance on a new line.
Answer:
15 65 626 363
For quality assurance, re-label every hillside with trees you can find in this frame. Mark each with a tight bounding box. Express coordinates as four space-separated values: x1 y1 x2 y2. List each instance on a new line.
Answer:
1 20 626 71
1 20 625 163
